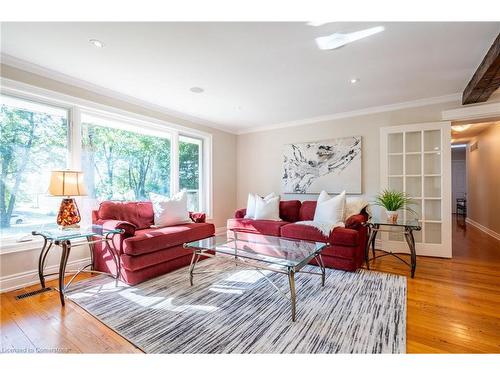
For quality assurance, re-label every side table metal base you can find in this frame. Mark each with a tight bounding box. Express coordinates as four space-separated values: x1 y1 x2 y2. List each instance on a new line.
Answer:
364 223 418 278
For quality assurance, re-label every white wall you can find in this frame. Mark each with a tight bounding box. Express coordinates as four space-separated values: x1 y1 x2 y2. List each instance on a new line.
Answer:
467 123 500 235
237 101 460 208
0 64 237 292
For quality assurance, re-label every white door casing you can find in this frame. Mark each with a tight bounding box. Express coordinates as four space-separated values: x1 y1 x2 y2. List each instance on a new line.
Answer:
380 122 452 258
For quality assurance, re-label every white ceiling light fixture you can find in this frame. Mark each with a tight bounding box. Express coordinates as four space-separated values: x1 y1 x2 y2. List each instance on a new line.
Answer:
307 21 330 27
315 26 385 50
89 39 104 48
350 78 360 84
190 87 204 93
451 124 471 132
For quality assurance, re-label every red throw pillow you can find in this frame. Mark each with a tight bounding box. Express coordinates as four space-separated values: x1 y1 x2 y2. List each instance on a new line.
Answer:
189 211 206 223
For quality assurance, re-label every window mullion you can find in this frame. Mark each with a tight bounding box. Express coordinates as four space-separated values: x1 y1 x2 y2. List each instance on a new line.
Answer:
69 107 82 170
171 131 180 194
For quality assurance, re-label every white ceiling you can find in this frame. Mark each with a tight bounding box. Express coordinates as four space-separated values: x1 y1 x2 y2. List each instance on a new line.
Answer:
1 22 499 133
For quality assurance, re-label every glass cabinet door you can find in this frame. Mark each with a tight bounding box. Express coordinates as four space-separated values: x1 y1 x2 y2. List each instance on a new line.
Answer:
381 122 451 258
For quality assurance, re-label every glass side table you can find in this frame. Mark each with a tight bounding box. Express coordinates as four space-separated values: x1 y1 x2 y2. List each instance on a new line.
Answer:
32 225 124 306
362 216 422 278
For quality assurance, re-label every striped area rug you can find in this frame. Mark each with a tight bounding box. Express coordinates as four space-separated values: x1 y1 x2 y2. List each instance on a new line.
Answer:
67 258 406 353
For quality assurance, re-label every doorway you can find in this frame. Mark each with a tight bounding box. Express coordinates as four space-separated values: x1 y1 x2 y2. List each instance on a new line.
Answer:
450 120 500 241
451 145 467 215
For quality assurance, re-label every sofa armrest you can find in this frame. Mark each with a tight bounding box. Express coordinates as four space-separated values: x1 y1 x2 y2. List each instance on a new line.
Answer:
329 227 359 247
92 209 99 222
345 214 367 230
189 211 206 223
95 219 136 237
235 208 247 219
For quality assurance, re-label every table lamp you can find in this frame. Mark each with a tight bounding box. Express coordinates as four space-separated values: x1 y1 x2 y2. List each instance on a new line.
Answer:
48 170 88 229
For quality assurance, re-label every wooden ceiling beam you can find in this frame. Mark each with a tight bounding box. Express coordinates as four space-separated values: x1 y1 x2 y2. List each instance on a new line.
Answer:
462 33 500 105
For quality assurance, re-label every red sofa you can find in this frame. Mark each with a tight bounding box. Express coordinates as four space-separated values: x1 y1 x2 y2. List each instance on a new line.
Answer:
227 200 368 271
92 201 214 285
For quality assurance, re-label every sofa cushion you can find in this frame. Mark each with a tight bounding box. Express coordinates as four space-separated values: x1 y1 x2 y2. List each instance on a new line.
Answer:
227 218 289 237
280 223 329 243
280 224 359 247
279 200 301 222
121 244 193 271
299 201 317 221
123 222 215 256
97 201 154 230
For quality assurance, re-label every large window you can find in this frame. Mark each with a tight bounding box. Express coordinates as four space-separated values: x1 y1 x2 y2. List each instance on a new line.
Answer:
179 135 202 211
0 88 211 249
82 116 172 202
0 95 68 239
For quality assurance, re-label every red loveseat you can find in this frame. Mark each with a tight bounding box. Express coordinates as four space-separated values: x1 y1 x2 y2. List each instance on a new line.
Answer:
227 200 368 271
92 201 215 285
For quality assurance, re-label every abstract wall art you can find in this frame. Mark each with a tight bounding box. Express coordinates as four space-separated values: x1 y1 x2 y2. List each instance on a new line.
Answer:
282 136 362 194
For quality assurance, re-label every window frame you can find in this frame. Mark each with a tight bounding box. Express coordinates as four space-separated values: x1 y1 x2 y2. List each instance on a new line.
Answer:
0 79 213 253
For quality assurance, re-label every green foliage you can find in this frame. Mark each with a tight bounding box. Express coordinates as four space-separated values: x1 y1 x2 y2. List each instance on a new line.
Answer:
374 189 416 214
179 141 199 190
82 124 173 201
82 125 200 204
0 103 67 228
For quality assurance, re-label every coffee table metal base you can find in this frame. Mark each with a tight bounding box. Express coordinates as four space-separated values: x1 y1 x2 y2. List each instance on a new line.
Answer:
188 250 326 322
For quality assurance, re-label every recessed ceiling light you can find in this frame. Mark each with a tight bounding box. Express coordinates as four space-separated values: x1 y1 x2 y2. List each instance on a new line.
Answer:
190 87 204 93
89 39 104 48
350 78 360 84
315 26 385 50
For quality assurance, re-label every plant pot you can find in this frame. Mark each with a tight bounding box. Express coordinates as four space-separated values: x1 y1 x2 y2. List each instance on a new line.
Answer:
386 210 399 224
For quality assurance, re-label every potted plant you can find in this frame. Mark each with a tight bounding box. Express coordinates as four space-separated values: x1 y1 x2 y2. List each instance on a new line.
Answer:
374 189 416 223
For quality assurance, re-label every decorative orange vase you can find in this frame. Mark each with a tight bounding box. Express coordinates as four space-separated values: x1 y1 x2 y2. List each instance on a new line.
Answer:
57 198 81 228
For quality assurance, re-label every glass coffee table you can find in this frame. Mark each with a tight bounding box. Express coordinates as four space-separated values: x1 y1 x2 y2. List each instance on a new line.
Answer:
184 231 327 322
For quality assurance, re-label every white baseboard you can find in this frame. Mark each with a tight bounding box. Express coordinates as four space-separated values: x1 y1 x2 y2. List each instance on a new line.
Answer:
465 218 500 241
373 239 451 258
0 257 91 293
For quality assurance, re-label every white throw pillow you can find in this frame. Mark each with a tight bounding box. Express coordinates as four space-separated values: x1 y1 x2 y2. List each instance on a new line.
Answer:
244 192 275 219
149 191 190 227
253 195 281 220
344 197 369 220
313 190 346 223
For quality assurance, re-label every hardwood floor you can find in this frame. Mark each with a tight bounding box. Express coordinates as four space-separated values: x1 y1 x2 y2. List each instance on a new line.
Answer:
1 214 499 353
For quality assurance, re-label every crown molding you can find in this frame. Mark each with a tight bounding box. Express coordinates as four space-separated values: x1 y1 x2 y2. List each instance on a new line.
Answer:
441 101 500 121
237 93 462 135
0 53 239 135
